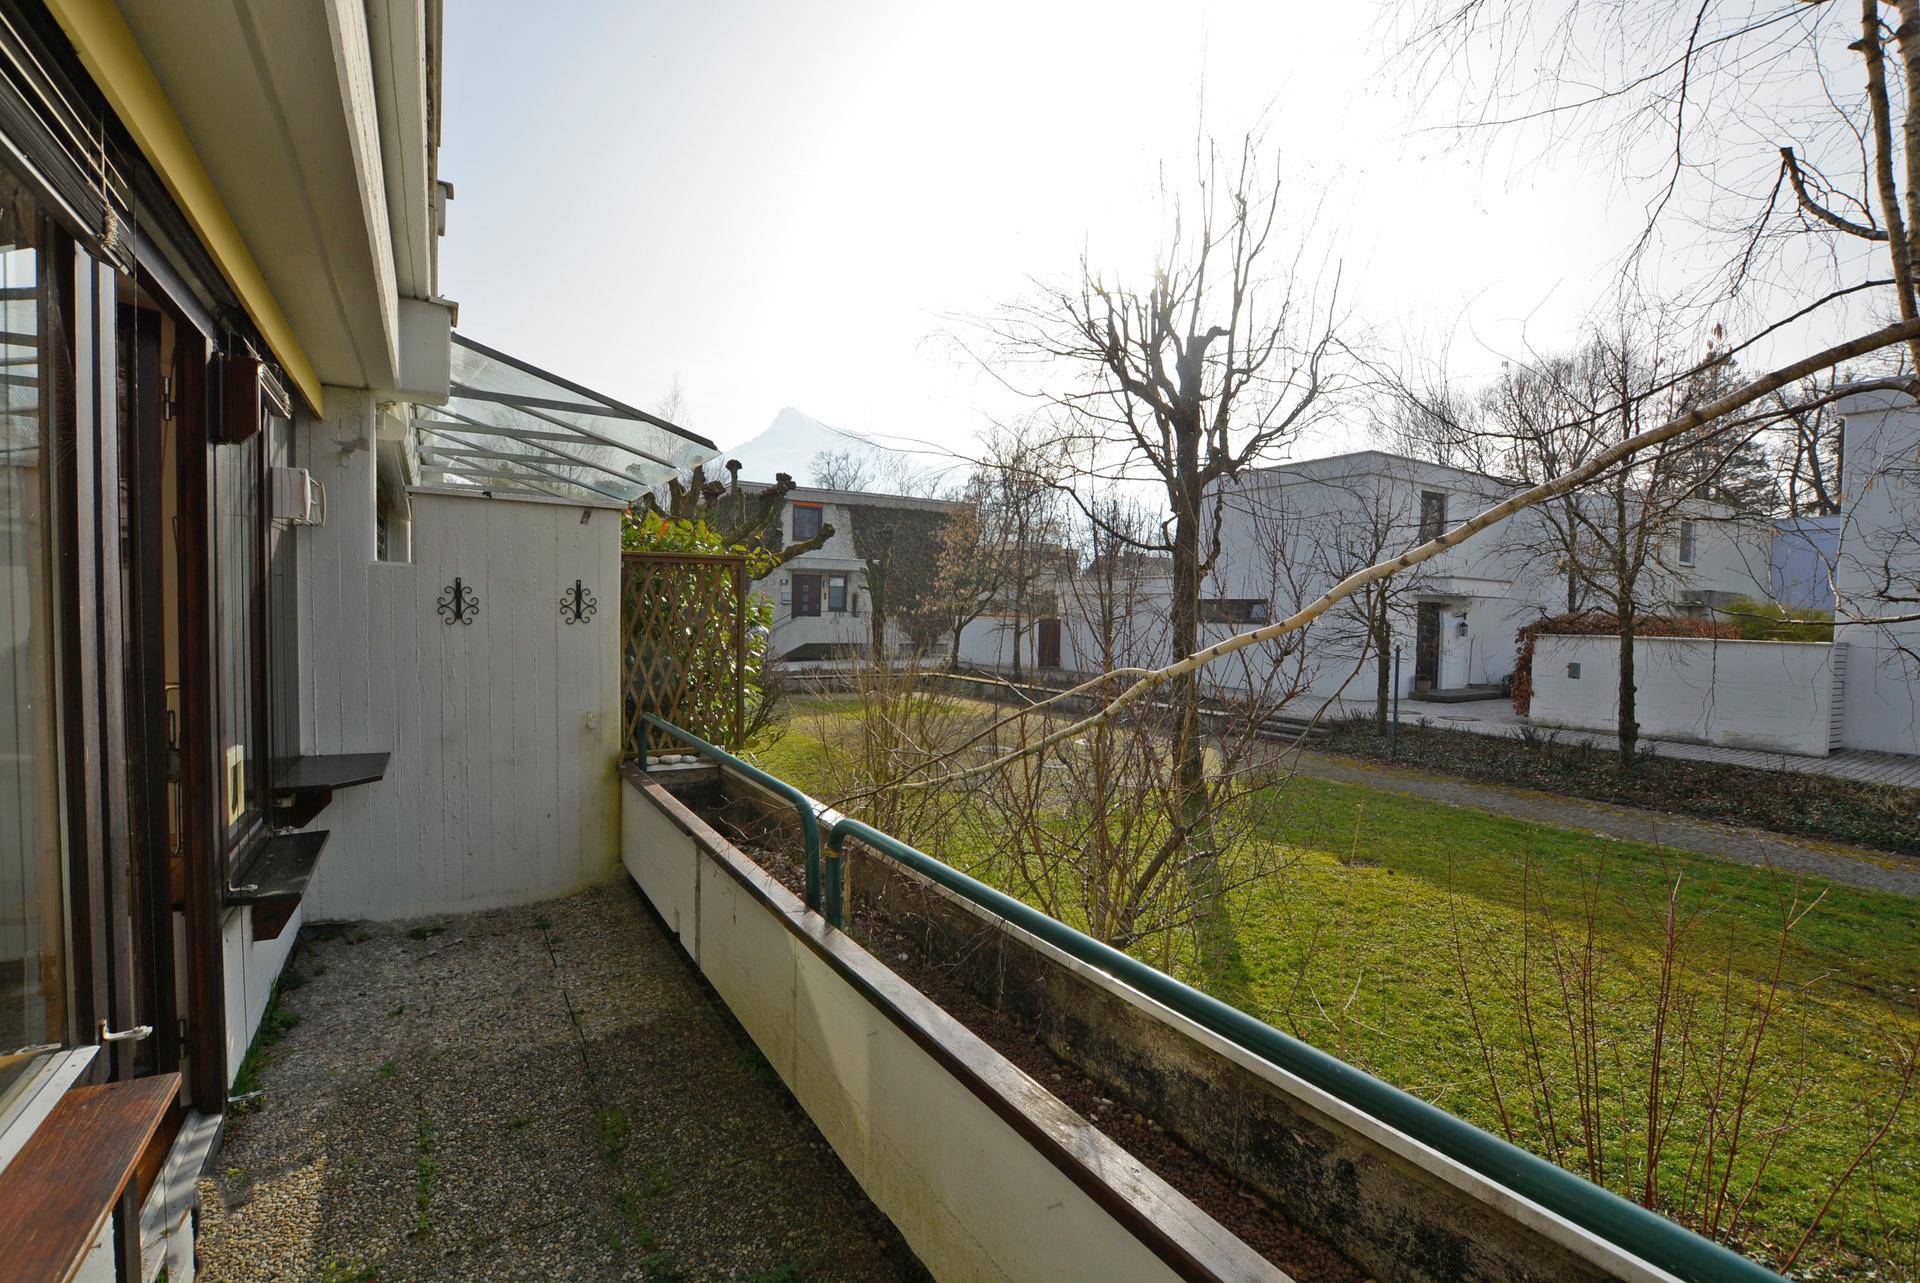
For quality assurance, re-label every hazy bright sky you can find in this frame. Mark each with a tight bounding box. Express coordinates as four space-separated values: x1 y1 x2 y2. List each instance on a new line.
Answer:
436 1 1833 461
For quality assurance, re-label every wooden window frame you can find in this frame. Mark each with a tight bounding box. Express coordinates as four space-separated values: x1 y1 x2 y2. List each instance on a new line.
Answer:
212 357 293 877
826 572 848 613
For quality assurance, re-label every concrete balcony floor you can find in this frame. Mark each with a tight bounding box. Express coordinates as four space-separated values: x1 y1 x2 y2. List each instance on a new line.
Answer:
194 883 925 1282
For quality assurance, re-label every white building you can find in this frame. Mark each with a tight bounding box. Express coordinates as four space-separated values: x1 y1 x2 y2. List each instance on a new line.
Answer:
1219 451 1773 699
754 483 965 661
963 450 1775 702
1833 392 1920 754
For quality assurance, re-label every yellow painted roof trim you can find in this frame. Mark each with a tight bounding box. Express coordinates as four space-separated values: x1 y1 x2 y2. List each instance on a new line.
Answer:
44 0 324 415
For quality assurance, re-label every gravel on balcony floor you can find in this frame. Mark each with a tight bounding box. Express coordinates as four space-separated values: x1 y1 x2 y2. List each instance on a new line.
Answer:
194 881 925 1282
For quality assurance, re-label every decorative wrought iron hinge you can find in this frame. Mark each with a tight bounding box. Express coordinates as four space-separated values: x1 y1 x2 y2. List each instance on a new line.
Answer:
438 576 480 625
560 578 596 625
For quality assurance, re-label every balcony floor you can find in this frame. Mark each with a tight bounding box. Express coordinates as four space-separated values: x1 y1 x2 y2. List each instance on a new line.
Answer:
194 882 925 1281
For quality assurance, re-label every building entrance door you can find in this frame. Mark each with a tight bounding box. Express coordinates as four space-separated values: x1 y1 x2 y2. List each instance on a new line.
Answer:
1414 603 1441 691
1037 618 1061 669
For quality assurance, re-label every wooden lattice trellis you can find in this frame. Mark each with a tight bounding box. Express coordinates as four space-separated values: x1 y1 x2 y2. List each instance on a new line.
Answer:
621 552 748 757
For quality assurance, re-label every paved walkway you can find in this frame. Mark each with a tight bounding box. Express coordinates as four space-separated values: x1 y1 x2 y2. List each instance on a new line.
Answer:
195 883 923 1282
1321 695 1920 789
1292 749 1920 897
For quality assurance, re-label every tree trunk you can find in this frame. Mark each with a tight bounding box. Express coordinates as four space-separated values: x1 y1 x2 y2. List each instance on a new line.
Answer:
1373 598 1391 732
1617 601 1639 767
868 560 889 664
1168 428 1227 975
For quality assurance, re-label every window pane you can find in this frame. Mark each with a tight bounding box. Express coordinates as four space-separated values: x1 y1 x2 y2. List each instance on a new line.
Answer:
792 504 822 540
216 431 261 836
0 169 66 1108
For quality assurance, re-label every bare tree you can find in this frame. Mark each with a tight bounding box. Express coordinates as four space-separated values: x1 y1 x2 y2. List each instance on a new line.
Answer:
1773 371 1849 517
1221 458 1431 731
810 447 871 492
1550 313 1744 763
1392 1 1920 641
636 461 831 578
896 313 1920 792
1401 305 1775 763
977 422 1069 680
927 484 1008 668
979 132 1348 970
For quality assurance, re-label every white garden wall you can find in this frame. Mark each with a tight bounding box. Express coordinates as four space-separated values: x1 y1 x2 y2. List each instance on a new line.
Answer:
296 390 622 918
1530 635 1842 757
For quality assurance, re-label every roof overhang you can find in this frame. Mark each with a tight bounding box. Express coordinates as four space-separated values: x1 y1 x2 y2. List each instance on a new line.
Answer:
47 0 453 411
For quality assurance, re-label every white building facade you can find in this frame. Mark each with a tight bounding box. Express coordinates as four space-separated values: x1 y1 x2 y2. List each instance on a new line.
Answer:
961 451 1775 705
1833 393 1920 754
759 485 964 661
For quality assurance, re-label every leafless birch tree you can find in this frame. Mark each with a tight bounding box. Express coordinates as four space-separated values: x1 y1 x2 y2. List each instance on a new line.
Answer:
978 132 1349 969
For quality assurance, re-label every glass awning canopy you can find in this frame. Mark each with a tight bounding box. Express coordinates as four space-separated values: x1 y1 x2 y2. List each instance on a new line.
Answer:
413 334 717 504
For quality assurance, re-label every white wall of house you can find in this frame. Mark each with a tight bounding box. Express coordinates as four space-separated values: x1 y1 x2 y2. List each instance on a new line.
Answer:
1530 635 1843 756
956 612 1037 671
1139 450 1774 703
766 559 886 654
763 485 954 659
296 391 622 919
1834 393 1920 755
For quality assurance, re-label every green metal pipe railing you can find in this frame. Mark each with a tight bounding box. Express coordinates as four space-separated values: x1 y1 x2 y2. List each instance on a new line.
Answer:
825 815 1782 1283
632 714 1780 1283
636 713 840 926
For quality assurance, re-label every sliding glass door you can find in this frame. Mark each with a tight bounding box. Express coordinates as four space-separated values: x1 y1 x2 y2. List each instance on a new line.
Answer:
0 160 66 1116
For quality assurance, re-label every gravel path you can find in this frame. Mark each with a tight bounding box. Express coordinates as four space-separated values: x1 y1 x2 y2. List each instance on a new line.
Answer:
195 882 925 1282
1293 749 1920 897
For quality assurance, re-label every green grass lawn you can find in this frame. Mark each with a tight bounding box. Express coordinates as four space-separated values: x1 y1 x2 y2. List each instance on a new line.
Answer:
753 699 1920 1278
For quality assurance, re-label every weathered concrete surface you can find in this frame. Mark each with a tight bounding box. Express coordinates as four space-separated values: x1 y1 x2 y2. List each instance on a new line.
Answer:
194 883 923 1282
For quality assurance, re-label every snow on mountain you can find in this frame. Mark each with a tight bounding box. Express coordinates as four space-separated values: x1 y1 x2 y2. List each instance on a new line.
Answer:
704 407 913 487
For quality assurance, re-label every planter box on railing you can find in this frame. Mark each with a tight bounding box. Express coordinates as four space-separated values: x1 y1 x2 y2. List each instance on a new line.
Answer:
620 769 1284 1283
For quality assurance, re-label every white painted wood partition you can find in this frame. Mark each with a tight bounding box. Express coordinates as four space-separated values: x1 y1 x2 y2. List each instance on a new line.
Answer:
296 390 623 918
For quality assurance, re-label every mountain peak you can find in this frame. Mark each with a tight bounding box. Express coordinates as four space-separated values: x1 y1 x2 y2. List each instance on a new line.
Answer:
709 408 909 489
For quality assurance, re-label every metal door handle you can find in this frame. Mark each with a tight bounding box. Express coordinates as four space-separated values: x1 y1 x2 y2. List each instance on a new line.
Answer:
98 1021 153 1045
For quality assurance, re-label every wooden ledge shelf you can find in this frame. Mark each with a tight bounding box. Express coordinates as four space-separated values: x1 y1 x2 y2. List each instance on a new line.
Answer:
272 751 390 828
227 830 330 940
0 1074 179 1283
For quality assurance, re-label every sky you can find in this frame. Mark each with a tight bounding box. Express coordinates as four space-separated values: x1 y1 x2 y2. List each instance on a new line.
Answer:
436 1 1855 466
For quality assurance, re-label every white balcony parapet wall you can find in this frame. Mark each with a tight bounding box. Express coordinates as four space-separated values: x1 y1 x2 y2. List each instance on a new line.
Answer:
1530 635 1844 757
621 774 1284 1283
